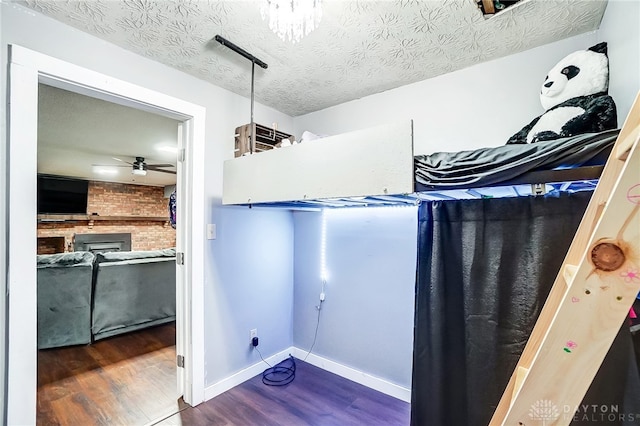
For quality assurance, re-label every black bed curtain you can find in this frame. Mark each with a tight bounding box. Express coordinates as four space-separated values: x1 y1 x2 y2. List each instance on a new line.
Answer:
411 192 640 426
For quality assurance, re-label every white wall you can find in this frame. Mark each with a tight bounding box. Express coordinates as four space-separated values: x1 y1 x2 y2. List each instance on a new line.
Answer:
293 207 417 389
294 0 640 154
294 32 599 154
598 0 640 123
0 0 295 411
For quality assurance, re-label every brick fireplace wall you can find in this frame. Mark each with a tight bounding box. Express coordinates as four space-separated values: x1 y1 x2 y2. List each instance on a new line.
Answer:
37 181 176 253
87 181 169 216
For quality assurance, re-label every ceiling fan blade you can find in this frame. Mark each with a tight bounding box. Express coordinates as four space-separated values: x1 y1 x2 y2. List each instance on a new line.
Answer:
92 163 130 167
112 157 134 165
148 168 177 175
147 164 174 168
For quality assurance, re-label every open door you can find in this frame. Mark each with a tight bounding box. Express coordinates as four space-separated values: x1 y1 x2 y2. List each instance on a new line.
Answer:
175 122 186 397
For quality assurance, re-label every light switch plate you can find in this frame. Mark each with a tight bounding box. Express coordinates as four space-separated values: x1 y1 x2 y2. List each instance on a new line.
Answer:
207 224 216 240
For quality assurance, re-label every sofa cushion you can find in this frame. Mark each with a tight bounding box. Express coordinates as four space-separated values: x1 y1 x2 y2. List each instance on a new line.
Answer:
92 249 176 340
37 251 95 268
94 248 176 263
37 251 94 349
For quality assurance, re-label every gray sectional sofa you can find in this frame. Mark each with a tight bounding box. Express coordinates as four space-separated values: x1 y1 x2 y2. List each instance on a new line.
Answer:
36 248 176 349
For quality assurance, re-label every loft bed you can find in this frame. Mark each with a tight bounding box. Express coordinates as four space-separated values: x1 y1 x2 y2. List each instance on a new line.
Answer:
223 94 640 423
222 121 619 209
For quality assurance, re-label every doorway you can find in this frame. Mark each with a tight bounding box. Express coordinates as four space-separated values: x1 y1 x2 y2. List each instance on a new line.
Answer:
35 82 183 424
6 45 206 425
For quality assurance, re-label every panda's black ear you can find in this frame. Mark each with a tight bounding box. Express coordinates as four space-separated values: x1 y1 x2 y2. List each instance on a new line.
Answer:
588 42 608 56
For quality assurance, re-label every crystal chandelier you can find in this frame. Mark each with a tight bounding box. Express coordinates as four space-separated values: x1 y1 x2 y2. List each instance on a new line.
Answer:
261 0 323 43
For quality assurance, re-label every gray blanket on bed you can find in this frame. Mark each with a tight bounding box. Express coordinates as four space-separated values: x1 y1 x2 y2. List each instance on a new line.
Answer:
414 129 619 191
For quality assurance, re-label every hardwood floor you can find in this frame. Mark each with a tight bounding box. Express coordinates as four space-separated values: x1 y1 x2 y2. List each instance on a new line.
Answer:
39 325 410 425
155 359 410 426
37 322 182 426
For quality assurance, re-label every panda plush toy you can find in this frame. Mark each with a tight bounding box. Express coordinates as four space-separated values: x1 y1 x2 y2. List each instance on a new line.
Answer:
507 42 617 144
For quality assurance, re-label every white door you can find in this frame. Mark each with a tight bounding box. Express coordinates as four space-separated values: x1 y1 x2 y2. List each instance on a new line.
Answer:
175 122 186 397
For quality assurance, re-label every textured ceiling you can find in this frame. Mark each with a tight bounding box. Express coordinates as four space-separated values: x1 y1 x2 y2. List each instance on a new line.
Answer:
17 0 608 117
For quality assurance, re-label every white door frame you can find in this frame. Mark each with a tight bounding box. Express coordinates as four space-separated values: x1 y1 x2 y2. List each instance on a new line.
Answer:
6 45 205 425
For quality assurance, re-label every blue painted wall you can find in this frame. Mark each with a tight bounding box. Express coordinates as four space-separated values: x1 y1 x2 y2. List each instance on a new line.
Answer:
207 206 294 383
293 206 418 388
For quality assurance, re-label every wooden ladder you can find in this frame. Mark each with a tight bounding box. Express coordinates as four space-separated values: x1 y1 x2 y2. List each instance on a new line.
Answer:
490 92 640 426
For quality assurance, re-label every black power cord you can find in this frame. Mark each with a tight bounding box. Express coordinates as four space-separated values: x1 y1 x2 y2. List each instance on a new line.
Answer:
254 342 271 366
261 355 296 386
304 300 323 361
254 339 296 386
252 283 326 386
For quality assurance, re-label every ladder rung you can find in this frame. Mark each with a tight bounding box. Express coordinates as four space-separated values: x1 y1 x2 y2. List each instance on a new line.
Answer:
510 366 529 405
615 125 639 160
562 264 578 286
590 202 607 235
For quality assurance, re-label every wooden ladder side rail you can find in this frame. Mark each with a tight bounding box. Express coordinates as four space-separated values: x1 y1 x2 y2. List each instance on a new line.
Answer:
491 92 640 426
499 122 640 425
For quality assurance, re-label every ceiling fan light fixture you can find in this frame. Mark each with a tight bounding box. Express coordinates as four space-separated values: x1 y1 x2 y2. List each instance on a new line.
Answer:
261 0 322 44
93 166 118 175
132 158 148 176
156 145 178 154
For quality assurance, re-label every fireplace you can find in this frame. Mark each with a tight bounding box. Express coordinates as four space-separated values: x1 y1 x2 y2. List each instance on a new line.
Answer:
37 236 66 254
74 233 131 253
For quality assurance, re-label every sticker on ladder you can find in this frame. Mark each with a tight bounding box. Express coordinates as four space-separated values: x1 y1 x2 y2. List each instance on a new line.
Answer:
627 184 640 204
564 340 578 353
620 268 640 283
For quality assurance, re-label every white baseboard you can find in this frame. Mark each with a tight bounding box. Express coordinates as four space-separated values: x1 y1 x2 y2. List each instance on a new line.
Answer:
203 347 294 401
291 347 411 403
203 346 411 404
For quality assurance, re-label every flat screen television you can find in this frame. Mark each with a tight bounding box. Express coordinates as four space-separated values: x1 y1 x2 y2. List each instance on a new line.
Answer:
37 175 89 214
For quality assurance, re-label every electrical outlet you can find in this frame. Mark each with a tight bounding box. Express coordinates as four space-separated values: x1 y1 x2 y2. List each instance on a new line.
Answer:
250 328 258 340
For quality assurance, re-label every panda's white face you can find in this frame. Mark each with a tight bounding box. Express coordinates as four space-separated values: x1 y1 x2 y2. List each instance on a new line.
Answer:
539 49 608 111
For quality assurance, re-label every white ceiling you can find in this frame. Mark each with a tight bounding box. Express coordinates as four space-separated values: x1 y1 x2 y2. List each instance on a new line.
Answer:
38 84 179 186
19 0 608 117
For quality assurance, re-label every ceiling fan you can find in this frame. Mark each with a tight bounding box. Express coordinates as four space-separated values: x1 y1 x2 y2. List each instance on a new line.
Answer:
95 156 176 176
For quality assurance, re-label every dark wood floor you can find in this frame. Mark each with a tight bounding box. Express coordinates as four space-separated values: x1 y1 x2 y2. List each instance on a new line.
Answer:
37 322 182 426
155 359 410 426
38 324 410 425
